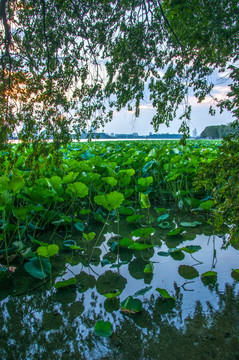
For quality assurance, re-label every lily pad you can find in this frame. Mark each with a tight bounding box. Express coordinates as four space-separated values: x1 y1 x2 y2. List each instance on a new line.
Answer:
157 214 169 222
178 265 199 279
158 221 171 229
94 320 113 337
126 214 144 223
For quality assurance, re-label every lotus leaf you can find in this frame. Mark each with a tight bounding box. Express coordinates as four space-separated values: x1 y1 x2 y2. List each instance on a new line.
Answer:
36 244 59 258
126 214 144 223
121 296 143 313
139 193 151 209
156 288 175 300
178 265 199 279
24 257 51 279
94 191 124 211
94 320 113 337
66 182 88 198
54 277 77 289
131 227 155 238
180 245 201 253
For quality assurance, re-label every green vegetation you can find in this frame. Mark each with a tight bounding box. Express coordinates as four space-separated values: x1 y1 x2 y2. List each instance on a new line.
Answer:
201 123 239 139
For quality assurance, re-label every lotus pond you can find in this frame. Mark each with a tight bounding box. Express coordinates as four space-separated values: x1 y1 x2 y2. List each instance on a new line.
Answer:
0 140 239 359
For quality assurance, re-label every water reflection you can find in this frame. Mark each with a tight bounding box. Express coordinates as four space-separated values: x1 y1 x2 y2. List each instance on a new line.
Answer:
1 209 239 359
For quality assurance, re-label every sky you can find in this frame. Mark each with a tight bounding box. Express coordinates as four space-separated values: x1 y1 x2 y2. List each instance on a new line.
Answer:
100 72 234 137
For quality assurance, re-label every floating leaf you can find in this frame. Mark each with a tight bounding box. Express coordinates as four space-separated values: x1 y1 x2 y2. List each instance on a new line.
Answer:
128 242 154 251
178 265 199 279
134 286 152 297
156 288 175 300
180 221 202 227
37 244 59 258
180 245 201 254
121 296 143 313
94 191 124 211
157 251 170 257
94 320 113 337
24 257 51 279
54 277 77 289
167 228 183 236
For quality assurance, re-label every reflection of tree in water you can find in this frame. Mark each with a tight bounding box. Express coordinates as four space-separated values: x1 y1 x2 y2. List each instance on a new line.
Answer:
0 283 239 359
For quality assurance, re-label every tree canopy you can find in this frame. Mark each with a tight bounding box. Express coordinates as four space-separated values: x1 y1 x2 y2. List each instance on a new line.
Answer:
1 0 239 147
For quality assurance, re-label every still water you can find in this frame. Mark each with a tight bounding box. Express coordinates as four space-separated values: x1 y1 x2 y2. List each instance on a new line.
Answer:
1 208 239 359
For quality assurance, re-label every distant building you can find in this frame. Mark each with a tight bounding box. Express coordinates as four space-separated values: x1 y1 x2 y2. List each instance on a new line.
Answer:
132 132 138 137
193 128 198 138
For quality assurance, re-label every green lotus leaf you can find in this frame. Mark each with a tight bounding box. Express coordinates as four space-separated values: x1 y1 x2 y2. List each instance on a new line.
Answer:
156 288 175 300
178 265 199 279
128 242 154 251
102 177 117 186
119 206 134 216
180 245 201 253
121 296 143 313
201 271 217 277
167 228 183 236
119 237 133 248
157 251 170 257
63 172 79 184
66 182 88 198
138 176 153 187
83 232 96 241
37 244 59 258
131 227 155 238
139 193 151 209
144 262 154 273
94 320 113 337
54 277 77 289
199 200 215 211
24 257 51 279
7 176 25 194
126 214 144 223
94 191 124 211
12 207 30 220
103 290 121 299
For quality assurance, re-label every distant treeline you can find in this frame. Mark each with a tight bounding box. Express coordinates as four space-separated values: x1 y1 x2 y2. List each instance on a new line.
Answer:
201 123 239 139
